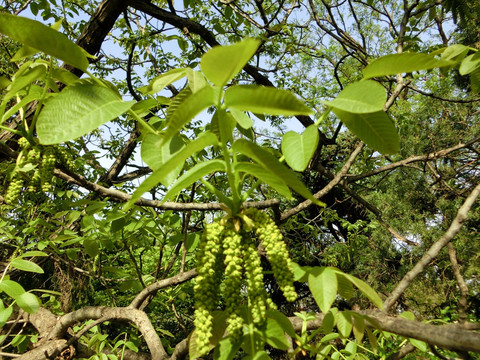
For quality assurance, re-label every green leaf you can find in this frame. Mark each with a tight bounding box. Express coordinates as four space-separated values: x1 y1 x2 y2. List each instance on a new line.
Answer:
229 108 253 129
351 313 366 342
84 239 99 258
200 38 260 86
18 250 48 258
439 44 470 62
233 139 325 206
0 13 90 71
0 304 13 328
187 68 207 93
336 274 353 300
10 259 44 274
16 292 41 314
139 68 187 94
263 317 290 350
162 85 217 146
320 333 340 343
336 311 353 338
459 52 480 75
212 109 236 144
235 162 292 199
339 273 383 309
214 336 242 360
0 280 26 298
125 132 219 209
266 310 296 337
409 338 428 352
308 267 338 314
163 159 226 202
319 311 335 334
225 85 313 116
141 134 185 185
366 328 378 354
322 80 386 113
3 64 47 105
292 263 310 282
281 125 319 172
37 84 135 144
333 109 399 154
363 53 454 79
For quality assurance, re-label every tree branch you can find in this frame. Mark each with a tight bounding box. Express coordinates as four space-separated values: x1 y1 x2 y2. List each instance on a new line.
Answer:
383 182 480 312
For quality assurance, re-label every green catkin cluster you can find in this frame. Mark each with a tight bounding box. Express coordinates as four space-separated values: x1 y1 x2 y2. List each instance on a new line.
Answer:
3 138 63 203
5 176 24 204
243 235 270 325
222 222 245 340
245 208 298 302
194 221 225 355
40 147 56 192
194 210 297 354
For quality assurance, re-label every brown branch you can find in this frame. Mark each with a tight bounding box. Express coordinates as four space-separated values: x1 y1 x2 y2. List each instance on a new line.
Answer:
383 182 480 312
130 269 197 309
280 142 364 221
53 167 280 210
345 137 480 182
447 242 469 324
47 306 167 359
362 309 480 353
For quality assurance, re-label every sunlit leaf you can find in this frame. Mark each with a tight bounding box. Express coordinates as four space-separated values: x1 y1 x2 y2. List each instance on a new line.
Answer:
16 292 41 314
233 139 324 206
339 272 383 309
308 267 338 314
282 125 319 172
163 159 226 202
459 52 480 75
333 109 399 154
37 84 135 144
0 13 90 71
235 162 292 199
323 80 386 113
363 53 454 79
225 85 313 116
336 311 353 338
162 85 217 146
125 132 219 209
139 68 187 94
10 259 44 274
201 38 260 86
0 280 25 298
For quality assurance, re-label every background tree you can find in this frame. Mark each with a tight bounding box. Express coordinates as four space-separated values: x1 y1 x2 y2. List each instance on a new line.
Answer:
0 1 479 360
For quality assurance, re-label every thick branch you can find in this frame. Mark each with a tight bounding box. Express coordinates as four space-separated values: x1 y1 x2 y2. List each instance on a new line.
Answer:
47 306 167 359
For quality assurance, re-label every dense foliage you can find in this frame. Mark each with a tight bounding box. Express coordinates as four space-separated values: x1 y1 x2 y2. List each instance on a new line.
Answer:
0 1 479 359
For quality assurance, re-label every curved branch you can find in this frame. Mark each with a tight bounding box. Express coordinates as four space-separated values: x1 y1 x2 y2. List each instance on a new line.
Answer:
130 269 197 309
47 306 167 359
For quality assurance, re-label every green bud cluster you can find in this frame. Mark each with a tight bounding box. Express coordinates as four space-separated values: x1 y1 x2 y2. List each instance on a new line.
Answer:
194 210 297 355
245 208 298 302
